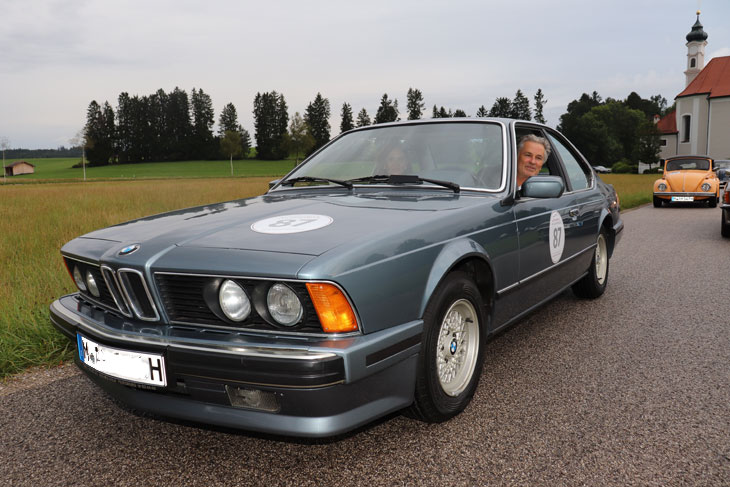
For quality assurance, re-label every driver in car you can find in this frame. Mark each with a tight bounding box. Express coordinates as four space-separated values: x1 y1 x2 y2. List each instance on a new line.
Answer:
516 134 551 189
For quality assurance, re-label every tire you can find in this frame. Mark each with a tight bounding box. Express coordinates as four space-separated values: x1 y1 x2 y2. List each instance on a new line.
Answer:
572 228 609 299
653 196 662 208
722 212 730 238
709 195 718 208
408 271 486 423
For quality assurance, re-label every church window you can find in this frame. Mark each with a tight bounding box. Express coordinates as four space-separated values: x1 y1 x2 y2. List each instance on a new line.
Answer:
681 115 691 143
690 58 696 68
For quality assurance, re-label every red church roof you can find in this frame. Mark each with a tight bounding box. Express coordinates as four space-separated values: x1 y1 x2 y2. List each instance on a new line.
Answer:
656 110 677 134
677 56 730 99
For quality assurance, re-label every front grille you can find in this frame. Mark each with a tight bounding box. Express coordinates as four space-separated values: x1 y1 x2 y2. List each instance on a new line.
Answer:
156 273 323 333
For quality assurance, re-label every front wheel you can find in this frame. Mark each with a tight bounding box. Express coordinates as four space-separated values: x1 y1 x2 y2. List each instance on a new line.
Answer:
653 196 662 208
572 228 610 299
408 271 486 423
709 195 718 208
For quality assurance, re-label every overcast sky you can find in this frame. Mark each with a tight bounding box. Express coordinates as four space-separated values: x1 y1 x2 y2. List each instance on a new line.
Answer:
2 0 729 149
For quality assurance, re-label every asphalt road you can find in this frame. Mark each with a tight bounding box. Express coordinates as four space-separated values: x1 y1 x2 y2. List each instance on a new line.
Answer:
2 204 729 486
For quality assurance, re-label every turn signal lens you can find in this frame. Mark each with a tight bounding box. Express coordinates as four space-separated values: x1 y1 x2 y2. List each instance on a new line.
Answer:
306 283 358 333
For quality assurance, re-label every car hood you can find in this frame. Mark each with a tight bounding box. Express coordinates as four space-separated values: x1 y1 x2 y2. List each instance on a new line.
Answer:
664 171 712 192
78 190 489 257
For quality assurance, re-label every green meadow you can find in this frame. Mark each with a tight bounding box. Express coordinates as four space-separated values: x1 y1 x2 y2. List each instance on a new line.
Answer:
3 157 298 182
0 160 657 379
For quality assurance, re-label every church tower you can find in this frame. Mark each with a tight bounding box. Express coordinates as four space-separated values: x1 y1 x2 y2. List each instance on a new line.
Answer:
684 11 708 87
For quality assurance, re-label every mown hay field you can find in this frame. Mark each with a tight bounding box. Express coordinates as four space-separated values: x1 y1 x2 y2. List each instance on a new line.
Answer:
0 178 270 378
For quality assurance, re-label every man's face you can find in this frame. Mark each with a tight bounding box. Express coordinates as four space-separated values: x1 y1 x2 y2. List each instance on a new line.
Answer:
517 141 546 184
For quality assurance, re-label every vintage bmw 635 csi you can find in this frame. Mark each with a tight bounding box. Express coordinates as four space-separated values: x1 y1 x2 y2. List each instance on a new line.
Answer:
51 119 623 437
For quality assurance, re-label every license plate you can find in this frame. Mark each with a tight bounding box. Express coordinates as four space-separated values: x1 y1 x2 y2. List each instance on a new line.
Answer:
671 196 694 202
77 334 167 387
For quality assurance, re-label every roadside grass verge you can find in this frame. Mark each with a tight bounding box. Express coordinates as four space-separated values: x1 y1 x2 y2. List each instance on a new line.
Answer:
0 178 270 378
600 173 657 209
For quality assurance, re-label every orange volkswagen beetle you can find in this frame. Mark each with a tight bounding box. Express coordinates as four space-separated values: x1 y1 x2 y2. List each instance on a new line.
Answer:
653 155 720 208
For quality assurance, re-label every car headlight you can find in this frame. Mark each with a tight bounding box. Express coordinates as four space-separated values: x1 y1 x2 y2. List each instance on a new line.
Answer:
85 270 101 297
658 183 667 191
267 283 303 326
701 182 711 192
219 279 251 322
73 266 87 292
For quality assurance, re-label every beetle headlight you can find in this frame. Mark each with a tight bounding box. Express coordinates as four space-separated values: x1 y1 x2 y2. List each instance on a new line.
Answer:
73 266 87 292
658 183 667 191
701 182 711 192
219 280 251 322
85 271 100 297
267 283 303 326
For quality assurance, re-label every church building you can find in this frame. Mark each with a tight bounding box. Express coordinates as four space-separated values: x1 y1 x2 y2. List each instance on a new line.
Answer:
658 12 730 160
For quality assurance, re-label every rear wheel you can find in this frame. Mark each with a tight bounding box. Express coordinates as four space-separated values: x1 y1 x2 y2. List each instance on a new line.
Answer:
572 228 609 299
653 196 662 208
408 271 486 423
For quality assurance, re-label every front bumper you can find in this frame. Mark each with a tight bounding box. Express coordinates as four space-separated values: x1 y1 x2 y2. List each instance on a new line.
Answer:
50 294 422 437
653 191 716 199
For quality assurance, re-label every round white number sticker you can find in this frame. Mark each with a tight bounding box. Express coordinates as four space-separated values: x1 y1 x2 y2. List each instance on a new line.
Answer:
549 210 565 264
251 214 333 234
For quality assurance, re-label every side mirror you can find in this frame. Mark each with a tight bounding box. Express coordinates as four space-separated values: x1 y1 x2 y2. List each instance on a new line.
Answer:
268 179 281 189
522 175 565 198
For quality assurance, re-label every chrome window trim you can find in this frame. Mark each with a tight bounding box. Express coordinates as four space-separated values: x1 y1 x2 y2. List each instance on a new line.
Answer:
155 271 363 335
270 120 510 194
117 268 161 322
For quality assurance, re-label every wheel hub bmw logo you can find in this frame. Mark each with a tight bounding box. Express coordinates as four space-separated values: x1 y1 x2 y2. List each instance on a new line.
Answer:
119 244 140 256
450 339 458 355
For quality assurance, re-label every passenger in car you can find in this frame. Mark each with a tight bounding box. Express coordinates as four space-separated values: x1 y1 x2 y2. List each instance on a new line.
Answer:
516 134 551 189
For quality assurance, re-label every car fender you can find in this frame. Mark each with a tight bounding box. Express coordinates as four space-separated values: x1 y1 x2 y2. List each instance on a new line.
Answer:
419 238 492 317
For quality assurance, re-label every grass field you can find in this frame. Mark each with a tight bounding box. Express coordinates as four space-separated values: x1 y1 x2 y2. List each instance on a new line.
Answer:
0 178 271 378
2 157 297 182
0 169 657 379
600 173 658 208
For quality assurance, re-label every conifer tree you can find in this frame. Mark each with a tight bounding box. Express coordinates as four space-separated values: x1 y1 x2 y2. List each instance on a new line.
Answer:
340 102 354 133
374 94 399 124
304 92 331 155
534 89 547 124
356 108 371 127
511 89 532 120
406 88 425 120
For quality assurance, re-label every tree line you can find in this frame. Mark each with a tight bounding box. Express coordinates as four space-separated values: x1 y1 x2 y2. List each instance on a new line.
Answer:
82 86 663 169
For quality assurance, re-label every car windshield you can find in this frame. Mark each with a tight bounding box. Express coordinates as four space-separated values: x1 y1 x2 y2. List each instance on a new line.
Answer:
279 122 505 190
666 158 710 171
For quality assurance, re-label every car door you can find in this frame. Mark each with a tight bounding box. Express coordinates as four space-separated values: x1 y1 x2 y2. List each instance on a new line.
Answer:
500 126 593 320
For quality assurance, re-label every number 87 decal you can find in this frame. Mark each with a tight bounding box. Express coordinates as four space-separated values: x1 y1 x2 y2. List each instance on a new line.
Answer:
548 211 565 264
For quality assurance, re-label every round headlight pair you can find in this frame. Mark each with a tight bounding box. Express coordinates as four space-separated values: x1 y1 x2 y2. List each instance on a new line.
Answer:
73 266 101 298
701 182 711 192
218 280 302 327
658 183 667 191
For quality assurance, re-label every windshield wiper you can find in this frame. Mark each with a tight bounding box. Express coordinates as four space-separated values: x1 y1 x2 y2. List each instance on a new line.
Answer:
347 174 460 193
280 176 353 190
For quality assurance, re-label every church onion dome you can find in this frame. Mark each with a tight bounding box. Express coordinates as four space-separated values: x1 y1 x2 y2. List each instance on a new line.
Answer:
686 12 708 42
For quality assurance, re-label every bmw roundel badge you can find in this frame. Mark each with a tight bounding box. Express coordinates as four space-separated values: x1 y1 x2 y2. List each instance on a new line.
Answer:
450 339 458 355
119 244 140 256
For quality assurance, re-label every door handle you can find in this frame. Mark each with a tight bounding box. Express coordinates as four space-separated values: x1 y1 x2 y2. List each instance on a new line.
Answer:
569 208 579 217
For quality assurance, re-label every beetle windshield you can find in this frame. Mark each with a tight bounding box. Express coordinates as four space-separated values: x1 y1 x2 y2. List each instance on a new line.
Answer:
280 122 505 190
666 158 711 171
